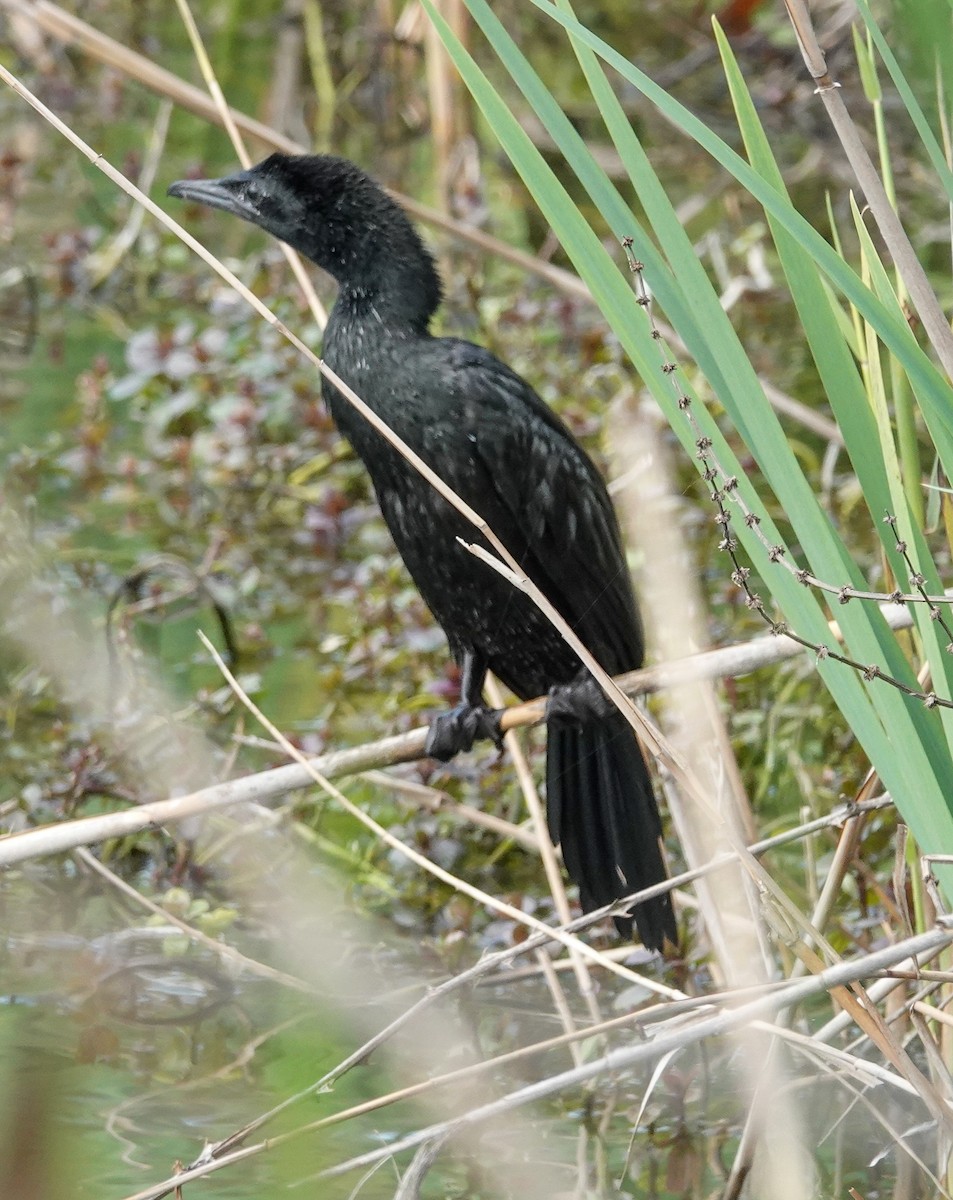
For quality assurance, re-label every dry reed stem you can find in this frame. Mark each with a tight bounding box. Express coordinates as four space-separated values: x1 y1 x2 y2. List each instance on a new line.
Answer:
616 399 813 1196
1 0 842 443
171 0 327 326
196 632 685 998
115 925 953 1200
359 768 542 851
72 846 314 992
783 0 953 379
487 676 597 1022
312 927 953 1180
0 612 912 870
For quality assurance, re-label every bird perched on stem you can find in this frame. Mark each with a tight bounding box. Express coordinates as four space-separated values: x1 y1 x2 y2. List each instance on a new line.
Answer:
168 153 676 951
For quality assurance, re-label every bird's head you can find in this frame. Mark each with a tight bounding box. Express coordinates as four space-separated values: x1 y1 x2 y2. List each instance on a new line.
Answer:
168 153 441 323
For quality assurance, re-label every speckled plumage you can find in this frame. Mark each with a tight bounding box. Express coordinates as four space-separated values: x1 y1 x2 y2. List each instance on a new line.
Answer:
168 153 676 950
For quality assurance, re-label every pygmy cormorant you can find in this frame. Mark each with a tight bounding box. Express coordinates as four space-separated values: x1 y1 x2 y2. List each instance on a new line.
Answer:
168 153 676 950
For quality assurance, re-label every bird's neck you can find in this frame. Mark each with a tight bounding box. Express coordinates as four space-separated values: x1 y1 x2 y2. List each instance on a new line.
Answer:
322 278 430 391
319 214 442 333
333 282 431 332
331 257 440 332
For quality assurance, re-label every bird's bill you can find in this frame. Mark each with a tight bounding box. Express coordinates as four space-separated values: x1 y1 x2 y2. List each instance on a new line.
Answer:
167 174 258 222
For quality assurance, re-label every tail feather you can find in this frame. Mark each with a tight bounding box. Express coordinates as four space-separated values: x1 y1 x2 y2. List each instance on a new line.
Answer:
546 713 676 950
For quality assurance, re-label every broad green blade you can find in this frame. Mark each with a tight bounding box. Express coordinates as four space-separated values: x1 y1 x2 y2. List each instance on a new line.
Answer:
422 0 953 867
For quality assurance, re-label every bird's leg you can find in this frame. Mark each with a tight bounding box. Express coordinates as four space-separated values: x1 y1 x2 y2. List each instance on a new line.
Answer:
425 651 504 761
546 671 619 724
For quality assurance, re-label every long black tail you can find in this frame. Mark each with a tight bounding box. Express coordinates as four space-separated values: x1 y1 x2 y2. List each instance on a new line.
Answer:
546 713 676 950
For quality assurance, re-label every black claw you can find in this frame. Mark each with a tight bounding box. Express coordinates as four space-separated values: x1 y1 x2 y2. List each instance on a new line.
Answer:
546 674 617 724
426 703 504 761
481 708 505 752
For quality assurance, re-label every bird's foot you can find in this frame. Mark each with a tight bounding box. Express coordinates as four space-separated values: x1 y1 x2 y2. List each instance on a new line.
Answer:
425 703 504 761
546 675 617 724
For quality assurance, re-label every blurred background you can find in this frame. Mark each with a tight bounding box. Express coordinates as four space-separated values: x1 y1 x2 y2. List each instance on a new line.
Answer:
2 0 948 1196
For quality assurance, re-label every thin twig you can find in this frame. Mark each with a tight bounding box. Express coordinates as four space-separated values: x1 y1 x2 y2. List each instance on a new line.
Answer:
117 927 953 1200
0 624 902 870
72 846 314 992
170 0 327 326
194 631 684 998
310 927 953 1179
783 0 953 380
622 246 953 711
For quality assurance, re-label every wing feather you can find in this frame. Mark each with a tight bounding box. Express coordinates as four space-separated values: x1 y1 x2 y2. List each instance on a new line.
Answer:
427 338 644 674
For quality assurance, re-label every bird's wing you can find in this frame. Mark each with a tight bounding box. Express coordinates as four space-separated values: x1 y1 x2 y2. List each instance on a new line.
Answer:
422 339 644 672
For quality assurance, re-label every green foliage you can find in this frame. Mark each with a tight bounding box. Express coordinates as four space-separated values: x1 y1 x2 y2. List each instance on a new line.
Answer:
425 0 953 899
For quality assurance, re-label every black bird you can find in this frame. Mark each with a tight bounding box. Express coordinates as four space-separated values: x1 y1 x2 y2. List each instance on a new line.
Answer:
168 154 676 950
